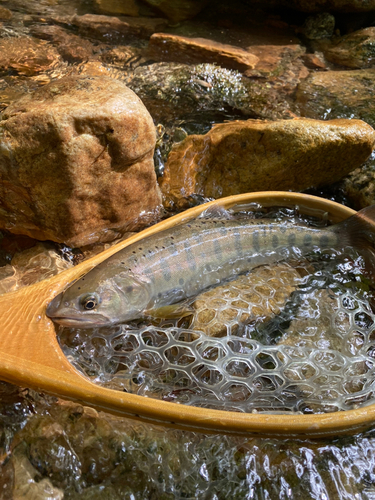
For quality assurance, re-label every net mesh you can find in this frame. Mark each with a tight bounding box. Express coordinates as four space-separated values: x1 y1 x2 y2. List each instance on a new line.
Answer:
59 243 375 414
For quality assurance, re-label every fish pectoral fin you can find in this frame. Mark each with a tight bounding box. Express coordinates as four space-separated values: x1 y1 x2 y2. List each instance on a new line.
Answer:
147 303 194 319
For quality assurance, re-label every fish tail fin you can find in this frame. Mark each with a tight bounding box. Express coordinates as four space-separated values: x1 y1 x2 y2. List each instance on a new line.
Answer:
332 205 375 250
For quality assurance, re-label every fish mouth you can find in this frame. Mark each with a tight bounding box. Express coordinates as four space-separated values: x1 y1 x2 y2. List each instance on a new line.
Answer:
47 313 112 328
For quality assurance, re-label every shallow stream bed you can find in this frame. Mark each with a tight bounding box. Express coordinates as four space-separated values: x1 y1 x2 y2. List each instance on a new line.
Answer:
2 0 375 498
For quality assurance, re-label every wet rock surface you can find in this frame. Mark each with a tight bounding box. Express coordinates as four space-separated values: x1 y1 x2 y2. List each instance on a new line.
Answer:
295 69 375 127
0 37 60 76
338 152 375 209
148 33 259 72
322 27 375 69
69 13 168 43
0 75 162 246
160 118 375 206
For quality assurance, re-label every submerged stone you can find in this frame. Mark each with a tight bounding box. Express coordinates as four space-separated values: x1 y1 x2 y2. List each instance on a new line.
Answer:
190 264 301 337
0 37 60 76
160 117 375 206
295 69 375 127
70 13 167 43
0 75 162 247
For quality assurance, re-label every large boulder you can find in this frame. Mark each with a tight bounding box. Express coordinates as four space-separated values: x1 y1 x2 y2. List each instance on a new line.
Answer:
0 76 162 247
160 118 375 206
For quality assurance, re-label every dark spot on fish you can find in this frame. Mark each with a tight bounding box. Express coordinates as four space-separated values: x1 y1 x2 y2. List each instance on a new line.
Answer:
214 240 222 260
179 278 184 285
253 231 260 252
304 234 312 246
155 246 159 249
320 235 329 247
148 250 152 253
272 234 279 248
126 286 133 293
143 254 146 258
234 231 242 255
184 241 197 271
288 233 296 246
139 248 142 250
158 292 162 298
132 251 136 254
206 264 212 272
78 287 81 290
171 236 174 240
161 257 171 282
121 261 125 265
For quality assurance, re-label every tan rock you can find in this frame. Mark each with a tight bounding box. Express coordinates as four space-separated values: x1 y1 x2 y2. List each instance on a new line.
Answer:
30 25 95 63
149 33 259 72
160 118 375 205
323 28 375 69
0 37 60 76
0 76 162 247
190 264 301 337
71 13 167 42
244 44 305 76
0 6 12 20
295 69 375 128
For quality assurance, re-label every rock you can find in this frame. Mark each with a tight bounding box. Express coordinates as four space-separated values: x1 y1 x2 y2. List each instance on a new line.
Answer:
160 118 375 206
301 52 328 69
0 37 60 76
242 0 375 12
128 61 299 129
29 25 95 63
295 69 375 128
149 33 259 72
299 12 335 39
243 43 305 77
338 152 375 209
0 6 12 20
0 243 72 295
93 0 142 16
0 76 162 247
190 264 301 337
323 27 375 68
142 0 210 23
70 13 168 43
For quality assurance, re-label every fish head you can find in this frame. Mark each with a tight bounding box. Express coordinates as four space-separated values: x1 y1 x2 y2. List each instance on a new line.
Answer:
46 269 152 328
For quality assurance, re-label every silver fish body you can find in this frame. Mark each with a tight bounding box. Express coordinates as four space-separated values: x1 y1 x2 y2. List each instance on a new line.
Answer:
47 213 344 327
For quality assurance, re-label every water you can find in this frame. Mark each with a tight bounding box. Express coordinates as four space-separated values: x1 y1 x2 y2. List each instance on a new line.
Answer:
1 0 375 497
57 207 375 415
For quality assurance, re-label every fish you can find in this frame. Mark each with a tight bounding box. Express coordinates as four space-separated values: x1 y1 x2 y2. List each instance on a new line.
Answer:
46 204 375 328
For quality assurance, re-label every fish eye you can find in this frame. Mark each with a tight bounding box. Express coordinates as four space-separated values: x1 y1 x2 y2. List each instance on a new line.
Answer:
80 294 99 311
